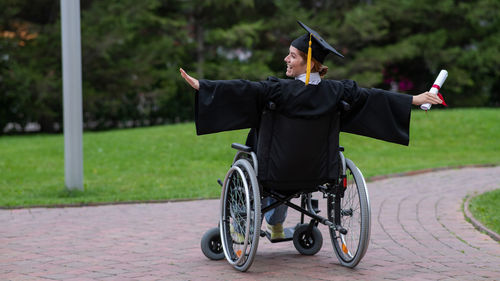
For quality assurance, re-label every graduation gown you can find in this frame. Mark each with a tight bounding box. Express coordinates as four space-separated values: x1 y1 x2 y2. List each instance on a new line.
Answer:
195 77 412 191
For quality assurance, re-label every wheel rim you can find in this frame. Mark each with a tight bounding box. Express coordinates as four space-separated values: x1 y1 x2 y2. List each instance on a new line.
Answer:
328 167 363 263
221 166 251 266
299 233 315 249
339 168 362 260
220 159 261 271
209 236 223 254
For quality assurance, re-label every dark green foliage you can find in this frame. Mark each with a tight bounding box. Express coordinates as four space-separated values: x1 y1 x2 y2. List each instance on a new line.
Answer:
1 1 62 133
329 0 500 107
1 0 499 133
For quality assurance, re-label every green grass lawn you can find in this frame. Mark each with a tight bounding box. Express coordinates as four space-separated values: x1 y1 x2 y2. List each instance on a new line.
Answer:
0 108 499 208
468 189 500 235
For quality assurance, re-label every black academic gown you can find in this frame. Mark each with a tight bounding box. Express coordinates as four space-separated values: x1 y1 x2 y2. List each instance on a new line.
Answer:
195 77 412 191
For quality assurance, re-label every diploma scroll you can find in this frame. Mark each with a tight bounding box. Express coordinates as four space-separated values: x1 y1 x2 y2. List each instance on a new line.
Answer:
421 69 448 111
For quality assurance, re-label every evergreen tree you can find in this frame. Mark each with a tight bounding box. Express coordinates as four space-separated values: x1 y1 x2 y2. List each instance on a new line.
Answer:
1 0 498 133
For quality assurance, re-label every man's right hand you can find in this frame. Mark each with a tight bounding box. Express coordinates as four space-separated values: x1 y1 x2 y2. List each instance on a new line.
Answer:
179 68 199 91
412 92 443 106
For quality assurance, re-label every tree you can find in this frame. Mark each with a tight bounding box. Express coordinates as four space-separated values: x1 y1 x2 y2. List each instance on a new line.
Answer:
1 0 498 134
0 0 62 133
326 0 500 106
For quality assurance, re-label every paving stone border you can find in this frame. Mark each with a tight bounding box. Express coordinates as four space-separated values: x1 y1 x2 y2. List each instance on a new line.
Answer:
463 194 500 242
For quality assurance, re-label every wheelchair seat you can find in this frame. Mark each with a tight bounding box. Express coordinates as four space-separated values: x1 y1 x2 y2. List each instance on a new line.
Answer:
252 106 342 192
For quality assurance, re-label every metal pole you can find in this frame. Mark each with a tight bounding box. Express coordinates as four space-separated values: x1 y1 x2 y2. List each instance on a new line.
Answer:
61 0 83 190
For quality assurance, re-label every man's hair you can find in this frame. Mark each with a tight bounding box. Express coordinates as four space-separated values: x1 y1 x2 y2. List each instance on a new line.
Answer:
297 49 329 78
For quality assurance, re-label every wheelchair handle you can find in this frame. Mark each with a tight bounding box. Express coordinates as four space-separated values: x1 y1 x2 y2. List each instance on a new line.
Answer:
231 143 252 152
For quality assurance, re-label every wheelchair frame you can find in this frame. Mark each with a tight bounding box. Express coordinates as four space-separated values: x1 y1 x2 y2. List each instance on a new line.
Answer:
200 142 371 272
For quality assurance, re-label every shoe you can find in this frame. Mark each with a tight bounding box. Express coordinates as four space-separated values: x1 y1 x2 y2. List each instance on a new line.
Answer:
267 223 285 241
230 224 245 244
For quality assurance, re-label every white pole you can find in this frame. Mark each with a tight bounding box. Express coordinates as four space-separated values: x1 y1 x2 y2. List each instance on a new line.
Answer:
61 0 83 190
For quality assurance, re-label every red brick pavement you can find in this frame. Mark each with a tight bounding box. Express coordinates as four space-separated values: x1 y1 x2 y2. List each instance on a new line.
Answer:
1 166 500 280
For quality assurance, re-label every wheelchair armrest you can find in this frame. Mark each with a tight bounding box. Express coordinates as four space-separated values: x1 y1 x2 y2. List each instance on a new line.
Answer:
231 143 252 152
340 100 351 112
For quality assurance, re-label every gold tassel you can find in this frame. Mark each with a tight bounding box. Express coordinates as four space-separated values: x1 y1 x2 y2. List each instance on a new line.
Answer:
305 33 312 85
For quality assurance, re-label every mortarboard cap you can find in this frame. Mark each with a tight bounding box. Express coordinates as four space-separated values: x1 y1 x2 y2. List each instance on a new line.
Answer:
291 20 344 64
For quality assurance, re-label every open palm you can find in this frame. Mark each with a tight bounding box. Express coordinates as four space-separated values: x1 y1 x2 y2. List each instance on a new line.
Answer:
179 68 199 90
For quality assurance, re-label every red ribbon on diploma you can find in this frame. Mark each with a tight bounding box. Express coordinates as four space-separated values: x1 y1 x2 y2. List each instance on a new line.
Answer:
432 84 448 107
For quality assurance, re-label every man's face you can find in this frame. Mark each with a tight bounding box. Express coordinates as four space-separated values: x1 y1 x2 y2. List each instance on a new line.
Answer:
284 46 308 78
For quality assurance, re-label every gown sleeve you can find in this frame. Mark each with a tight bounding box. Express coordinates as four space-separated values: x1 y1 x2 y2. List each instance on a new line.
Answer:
339 80 413 146
195 78 279 135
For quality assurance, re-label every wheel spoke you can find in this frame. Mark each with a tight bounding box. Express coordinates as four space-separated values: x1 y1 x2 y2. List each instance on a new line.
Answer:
220 159 261 271
328 158 370 268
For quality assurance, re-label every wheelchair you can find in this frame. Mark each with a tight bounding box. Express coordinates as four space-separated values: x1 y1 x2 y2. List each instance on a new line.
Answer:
200 141 371 272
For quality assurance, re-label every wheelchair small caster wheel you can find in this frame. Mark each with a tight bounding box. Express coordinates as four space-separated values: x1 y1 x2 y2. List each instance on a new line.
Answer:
293 224 323 255
201 227 225 260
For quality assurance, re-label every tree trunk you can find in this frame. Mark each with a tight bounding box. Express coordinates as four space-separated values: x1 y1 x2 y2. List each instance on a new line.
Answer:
195 21 204 79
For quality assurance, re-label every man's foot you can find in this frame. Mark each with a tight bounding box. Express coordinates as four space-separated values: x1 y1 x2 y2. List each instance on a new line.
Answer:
230 224 245 244
267 223 285 241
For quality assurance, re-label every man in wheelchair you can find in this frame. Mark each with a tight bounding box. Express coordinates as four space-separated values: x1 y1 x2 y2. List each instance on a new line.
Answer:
180 21 442 271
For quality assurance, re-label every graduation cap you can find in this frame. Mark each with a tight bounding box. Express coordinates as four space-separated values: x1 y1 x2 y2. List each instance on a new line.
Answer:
291 21 343 84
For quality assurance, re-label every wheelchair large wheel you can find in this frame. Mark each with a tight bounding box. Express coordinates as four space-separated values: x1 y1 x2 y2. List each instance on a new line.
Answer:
220 159 261 272
328 158 370 268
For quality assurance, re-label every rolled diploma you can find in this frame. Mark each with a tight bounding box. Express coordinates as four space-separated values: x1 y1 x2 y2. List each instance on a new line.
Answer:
421 69 448 111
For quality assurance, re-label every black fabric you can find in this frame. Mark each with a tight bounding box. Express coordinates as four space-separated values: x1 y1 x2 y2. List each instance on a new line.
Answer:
340 80 412 146
291 34 329 63
195 79 273 135
194 77 413 190
291 21 344 62
257 111 339 191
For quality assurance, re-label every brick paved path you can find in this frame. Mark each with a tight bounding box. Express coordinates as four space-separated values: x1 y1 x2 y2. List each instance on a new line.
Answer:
2 166 500 280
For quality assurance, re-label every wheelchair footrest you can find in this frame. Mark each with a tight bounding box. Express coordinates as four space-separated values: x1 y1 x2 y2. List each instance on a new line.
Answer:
262 227 294 243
